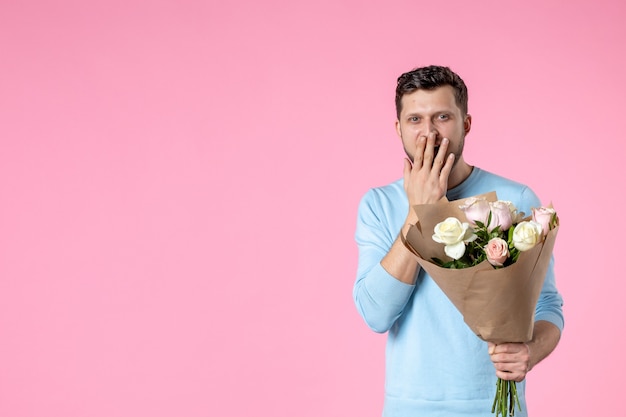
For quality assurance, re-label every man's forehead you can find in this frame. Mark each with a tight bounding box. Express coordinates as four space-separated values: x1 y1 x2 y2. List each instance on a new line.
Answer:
401 86 459 113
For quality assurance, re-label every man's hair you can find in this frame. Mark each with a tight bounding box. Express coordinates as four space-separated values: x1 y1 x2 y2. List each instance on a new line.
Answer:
395 65 468 118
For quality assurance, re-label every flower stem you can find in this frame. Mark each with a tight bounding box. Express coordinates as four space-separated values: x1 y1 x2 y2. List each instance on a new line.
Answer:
491 378 521 416
511 380 521 412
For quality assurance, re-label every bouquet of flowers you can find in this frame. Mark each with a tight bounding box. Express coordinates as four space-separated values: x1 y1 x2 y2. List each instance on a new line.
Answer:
402 192 559 417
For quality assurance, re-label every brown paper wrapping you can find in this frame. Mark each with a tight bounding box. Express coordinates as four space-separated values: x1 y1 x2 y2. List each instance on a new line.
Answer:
402 192 559 344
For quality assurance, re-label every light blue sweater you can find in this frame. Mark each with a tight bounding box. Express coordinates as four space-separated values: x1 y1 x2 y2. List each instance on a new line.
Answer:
354 167 564 416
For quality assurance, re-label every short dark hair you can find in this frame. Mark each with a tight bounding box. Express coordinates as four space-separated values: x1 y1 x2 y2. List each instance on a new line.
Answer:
395 65 468 118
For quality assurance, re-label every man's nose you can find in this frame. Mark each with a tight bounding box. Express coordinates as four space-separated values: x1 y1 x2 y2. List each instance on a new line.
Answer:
424 120 439 137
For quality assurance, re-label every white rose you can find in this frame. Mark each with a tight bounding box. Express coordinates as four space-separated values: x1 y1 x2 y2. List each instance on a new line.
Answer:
512 221 544 251
432 217 477 260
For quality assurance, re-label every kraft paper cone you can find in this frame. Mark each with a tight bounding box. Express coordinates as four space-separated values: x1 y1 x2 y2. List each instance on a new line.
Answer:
403 193 559 344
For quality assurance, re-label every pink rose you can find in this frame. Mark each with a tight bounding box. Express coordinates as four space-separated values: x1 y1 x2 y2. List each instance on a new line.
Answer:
487 201 514 232
532 207 557 236
484 237 509 267
501 200 524 223
460 197 490 227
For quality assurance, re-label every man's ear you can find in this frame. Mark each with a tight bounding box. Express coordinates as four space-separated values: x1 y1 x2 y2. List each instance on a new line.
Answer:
464 114 472 135
395 119 402 138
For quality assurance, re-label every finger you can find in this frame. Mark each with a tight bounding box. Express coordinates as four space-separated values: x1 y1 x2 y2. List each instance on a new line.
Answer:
438 154 455 187
500 367 528 382
431 137 450 175
495 343 527 354
422 132 437 166
495 370 514 380
495 369 526 382
433 139 454 189
432 137 449 167
513 373 527 383
413 135 426 168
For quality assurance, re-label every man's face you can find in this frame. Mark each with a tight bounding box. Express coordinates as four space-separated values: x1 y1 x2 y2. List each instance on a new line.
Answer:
396 85 471 165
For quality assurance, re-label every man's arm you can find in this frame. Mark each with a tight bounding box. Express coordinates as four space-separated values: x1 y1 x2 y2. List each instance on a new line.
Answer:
353 134 455 331
379 224 420 285
527 320 562 370
381 134 455 284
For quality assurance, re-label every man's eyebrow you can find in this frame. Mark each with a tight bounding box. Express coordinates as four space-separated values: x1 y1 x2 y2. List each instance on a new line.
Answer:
404 109 453 117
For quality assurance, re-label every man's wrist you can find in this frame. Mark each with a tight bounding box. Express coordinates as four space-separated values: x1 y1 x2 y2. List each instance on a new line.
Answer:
405 209 419 227
524 342 532 372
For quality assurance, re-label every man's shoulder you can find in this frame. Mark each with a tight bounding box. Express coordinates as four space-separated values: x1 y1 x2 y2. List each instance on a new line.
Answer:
471 168 540 211
360 178 405 203
465 167 527 191
357 178 407 217
371 177 404 193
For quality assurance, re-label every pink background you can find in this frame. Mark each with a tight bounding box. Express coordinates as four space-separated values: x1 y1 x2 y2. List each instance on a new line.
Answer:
1 1 624 416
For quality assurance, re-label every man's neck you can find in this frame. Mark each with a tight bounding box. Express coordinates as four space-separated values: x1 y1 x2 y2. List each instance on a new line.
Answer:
447 158 473 190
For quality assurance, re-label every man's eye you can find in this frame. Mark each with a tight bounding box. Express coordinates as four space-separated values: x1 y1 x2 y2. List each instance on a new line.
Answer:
409 117 420 122
438 114 449 120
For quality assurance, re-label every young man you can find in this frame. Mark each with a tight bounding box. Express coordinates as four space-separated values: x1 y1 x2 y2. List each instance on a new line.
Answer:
353 66 564 416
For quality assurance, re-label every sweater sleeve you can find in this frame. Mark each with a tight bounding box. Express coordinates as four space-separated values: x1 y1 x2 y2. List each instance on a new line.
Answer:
534 257 564 330
353 189 416 333
518 187 565 332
